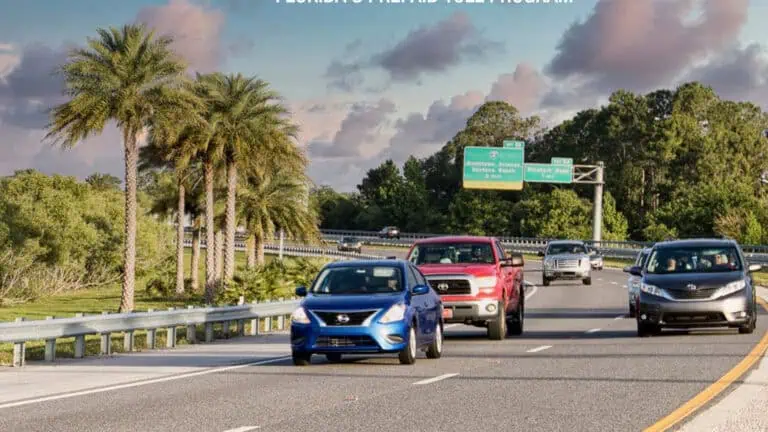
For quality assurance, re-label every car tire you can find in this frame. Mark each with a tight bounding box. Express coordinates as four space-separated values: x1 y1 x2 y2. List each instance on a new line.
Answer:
637 321 659 337
507 295 524 336
488 301 507 340
628 303 636 318
292 351 311 366
398 325 417 365
738 314 756 334
425 322 443 359
583 276 592 285
326 353 342 362
542 276 550 287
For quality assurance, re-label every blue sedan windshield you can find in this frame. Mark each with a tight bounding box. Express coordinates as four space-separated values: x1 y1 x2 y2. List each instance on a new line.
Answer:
311 265 404 295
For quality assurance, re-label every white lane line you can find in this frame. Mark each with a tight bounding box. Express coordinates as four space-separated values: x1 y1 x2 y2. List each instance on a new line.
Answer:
526 345 552 353
614 315 625 320
610 281 618 285
585 328 601 334
444 324 459 329
0 356 291 410
413 373 459 386
223 427 260 432
524 282 538 299
597 278 603 281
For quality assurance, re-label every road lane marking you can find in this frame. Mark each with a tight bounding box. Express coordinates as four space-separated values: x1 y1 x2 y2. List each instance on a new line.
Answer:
526 345 552 353
223 427 260 432
444 324 459 329
524 282 538 299
413 373 459 385
0 356 292 410
597 278 603 281
610 281 618 285
614 315 625 320
585 328 601 334
644 298 768 432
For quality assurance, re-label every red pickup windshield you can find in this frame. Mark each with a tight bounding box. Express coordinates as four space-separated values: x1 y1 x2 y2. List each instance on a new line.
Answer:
408 242 495 265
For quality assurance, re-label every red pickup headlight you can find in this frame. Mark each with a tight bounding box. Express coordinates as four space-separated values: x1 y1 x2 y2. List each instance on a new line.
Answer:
475 276 497 294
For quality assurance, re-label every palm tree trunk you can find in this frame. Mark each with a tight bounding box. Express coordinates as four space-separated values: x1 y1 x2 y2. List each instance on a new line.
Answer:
246 233 256 269
203 161 216 304
190 220 201 292
256 234 265 265
222 162 237 283
175 179 186 295
118 132 138 313
215 229 224 280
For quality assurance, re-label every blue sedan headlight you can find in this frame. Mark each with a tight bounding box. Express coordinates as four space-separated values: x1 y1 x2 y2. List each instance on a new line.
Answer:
291 307 310 324
378 302 406 324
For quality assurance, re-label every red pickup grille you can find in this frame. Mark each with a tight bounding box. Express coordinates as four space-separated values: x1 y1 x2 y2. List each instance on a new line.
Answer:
428 279 472 295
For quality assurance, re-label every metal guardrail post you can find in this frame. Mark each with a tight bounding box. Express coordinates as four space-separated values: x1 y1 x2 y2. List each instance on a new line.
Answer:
13 317 25 367
204 322 214 343
166 308 177 348
147 309 157 349
186 306 197 344
222 320 231 339
74 313 85 358
237 319 245 336
250 301 260 336
264 316 272 332
124 329 135 352
100 311 112 356
44 316 56 362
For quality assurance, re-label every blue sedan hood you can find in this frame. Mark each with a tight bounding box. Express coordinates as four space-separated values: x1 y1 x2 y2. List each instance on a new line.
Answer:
302 292 406 311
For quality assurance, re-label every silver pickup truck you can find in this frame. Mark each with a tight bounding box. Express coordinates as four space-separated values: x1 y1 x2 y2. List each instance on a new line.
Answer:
538 240 593 286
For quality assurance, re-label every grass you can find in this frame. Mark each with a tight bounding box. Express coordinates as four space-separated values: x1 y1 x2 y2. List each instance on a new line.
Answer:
0 249 293 366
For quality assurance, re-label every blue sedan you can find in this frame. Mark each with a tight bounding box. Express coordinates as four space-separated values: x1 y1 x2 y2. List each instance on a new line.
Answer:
290 259 444 366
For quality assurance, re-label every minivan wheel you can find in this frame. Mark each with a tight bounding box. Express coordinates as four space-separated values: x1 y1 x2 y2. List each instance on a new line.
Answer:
637 321 659 337
292 351 311 366
738 314 756 334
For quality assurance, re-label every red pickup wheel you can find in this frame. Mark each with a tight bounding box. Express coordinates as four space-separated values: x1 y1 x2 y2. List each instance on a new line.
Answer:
487 301 506 340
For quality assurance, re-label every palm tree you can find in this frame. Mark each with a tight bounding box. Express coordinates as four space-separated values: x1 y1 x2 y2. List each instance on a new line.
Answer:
46 24 196 312
197 73 294 285
239 164 320 267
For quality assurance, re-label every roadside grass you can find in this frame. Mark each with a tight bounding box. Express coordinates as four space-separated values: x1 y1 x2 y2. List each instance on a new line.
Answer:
0 250 291 366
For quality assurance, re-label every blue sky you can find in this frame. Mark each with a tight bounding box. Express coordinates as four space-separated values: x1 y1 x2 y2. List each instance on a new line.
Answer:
1 0 767 191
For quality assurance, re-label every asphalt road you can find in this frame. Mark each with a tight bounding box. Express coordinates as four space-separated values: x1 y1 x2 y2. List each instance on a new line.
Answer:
1 263 766 432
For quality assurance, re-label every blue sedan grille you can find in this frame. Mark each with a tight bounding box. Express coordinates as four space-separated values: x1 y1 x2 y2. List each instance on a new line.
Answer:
311 310 378 326
315 335 377 347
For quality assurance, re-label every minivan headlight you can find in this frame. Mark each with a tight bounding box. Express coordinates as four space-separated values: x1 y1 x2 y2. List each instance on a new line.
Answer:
640 283 672 300
716 280 746 298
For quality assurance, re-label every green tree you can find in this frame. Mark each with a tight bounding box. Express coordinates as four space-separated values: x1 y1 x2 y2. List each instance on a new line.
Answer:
46 24 195 312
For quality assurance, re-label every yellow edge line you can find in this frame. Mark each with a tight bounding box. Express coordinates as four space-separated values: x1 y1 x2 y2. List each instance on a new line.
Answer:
643 297 768 432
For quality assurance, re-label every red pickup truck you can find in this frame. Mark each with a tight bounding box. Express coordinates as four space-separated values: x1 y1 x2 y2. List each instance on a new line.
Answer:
406 236 526 340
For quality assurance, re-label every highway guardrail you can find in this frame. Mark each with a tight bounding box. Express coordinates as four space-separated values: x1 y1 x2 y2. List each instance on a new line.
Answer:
1 299 300 367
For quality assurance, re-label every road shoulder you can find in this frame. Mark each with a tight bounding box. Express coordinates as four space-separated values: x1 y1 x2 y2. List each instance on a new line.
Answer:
674 286 768 432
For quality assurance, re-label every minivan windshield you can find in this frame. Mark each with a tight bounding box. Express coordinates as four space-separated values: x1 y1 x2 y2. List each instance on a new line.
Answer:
408 242 495 265
645 246 742 274
547 243 587 255
311 265 403 295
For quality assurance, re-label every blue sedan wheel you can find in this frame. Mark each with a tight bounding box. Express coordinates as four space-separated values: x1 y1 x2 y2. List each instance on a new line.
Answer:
398 326 417 365
426 322 443 359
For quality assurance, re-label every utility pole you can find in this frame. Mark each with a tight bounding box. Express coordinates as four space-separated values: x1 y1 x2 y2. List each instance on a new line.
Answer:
278 229 285 261
592 161 604 245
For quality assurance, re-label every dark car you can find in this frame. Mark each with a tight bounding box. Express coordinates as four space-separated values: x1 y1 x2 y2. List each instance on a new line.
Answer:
337 236 363 253
624 238 761 337
290 259 444 365
627 247 652 318
378 226 400 239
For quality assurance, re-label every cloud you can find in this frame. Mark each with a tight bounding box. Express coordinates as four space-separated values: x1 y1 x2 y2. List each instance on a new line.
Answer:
136 0 226 73
485 63 547 114
326 12 504 92
0 43 19 81
544 0 749 103
308 99 396 159
684 43 768 107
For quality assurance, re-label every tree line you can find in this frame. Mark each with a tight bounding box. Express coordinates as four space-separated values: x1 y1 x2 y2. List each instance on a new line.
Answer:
312 83 768 244
7 24 317 311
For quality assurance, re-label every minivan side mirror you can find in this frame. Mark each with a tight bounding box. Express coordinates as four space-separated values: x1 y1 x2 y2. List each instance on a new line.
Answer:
748 264 763 273
623 266 642 276
295 286 308 297
412 284 430 295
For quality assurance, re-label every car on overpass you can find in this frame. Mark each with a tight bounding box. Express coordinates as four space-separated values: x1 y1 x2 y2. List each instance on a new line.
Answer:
586 246 604 271
626 247 652 317
624 238 761 337
538 240 593 286
378 226 400 239
406 235 525 340
290 259 444 365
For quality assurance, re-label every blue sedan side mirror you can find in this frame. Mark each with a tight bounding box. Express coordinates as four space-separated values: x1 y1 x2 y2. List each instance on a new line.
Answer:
412 284 430 295
295 286 307 297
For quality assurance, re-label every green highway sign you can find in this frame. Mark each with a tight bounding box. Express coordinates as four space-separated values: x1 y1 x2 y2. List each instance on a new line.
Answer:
524 162 573 184
551 157 573 166
463 144 524 190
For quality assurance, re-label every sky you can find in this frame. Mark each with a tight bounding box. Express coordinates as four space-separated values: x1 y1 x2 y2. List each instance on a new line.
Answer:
1 0 767 191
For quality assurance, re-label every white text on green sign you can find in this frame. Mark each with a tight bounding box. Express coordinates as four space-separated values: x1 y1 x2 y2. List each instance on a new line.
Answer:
523 163 573 184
